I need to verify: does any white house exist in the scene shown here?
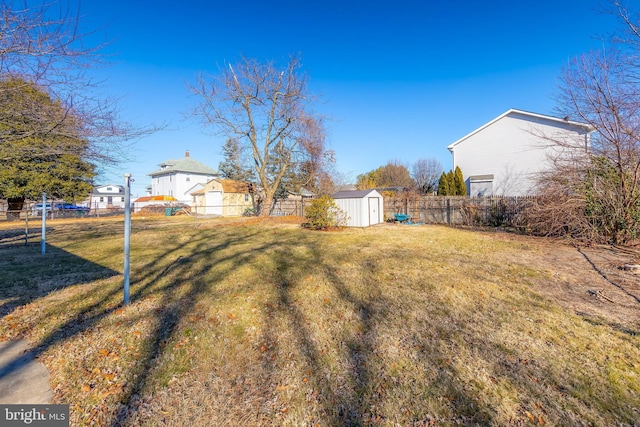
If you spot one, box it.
[88,184,127,211]
[332,190,384,227]
[149,151,218,205]
[447,109,593,197]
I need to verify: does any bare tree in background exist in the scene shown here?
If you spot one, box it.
[190,55,332,215]
[411,158,442,194]
[0,1,151,166]
[528,2,640,244]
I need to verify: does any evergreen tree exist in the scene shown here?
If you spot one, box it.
[454,166,466,196]
[437,172,450,195]
[218,138,253,181]
[0,77,95,219]
[447,170,455,194]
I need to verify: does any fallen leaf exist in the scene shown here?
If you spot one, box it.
[538,415,545,425]
[99,349,109,356]
[525,411,535,422]
[81,384,91,392]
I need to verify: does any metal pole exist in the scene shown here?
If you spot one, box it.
[124,174,132,304]
[41,193,46,255]
[25,209,28,246]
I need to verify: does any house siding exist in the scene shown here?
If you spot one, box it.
[449,110,591,197]
[153,173,212,205]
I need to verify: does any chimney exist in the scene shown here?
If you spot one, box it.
[185,150,190,157]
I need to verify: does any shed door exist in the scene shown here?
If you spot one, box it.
[206,191,223,215]
[368,197,380,226]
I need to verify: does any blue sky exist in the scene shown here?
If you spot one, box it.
[77,1,620,196]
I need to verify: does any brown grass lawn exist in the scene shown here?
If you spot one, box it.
[0,216,639,426]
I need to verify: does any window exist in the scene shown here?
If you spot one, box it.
[121,197,125,202]
[99,197,104,202]
[244,194,249,202]
[107,187,112,191]
[186,174,190,182]
[169,175,172,182]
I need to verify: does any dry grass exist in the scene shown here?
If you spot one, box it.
[0,216,639,426]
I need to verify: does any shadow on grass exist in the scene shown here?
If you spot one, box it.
[0,222,268,425]
[3,222,639,425]
[0,240,118,317]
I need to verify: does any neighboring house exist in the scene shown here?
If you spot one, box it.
[87,184,127,211]
[132,195,179,212]
[149,150,218,205]
[191,178,254,216]
[334,184,357,192]
[332,189,384,227]
[287,187,315,200]
[447,109,593,197]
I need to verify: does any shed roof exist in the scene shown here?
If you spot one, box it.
[221,179,252,193]
[332,189,382,199]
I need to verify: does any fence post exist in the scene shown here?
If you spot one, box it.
[446,198,451,225]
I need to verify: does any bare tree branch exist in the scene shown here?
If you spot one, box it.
[190,55,330,215]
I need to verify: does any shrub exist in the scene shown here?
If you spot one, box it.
[304,196,348,230]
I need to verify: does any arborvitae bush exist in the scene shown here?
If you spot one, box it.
[454,166,467,196]
[437,172,450,195]
[304,196,348,230]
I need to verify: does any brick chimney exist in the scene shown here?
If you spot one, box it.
[185,150,190,157]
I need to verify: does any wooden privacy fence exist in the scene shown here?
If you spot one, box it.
[270,199,309,216]
[384,196,536,226]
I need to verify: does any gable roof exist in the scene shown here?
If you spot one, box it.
[190,179,253,195]
[447,108,594,152]
[91,184,124,195]
[332,189,382,199]
[149,154,218,176]
[220,179,253,193]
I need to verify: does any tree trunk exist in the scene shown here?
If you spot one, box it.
[7,197,25,221]
[258,188,276,217]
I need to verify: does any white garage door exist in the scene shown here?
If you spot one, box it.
[205,191,223,215]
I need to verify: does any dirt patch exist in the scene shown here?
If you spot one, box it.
[491,232,640,331]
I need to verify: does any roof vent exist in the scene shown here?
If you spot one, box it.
[185,150,190,157]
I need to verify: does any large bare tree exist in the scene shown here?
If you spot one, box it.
[529,2,640,244]
[190,56,330,215]
[411,158,442,194]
